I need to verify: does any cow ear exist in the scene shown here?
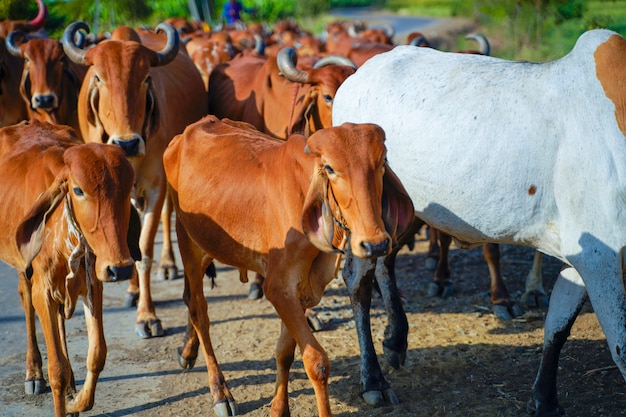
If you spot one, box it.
[301,170,337,253]
[127,203,142,261]
[143,86,160,140]
[15,173,69,278]
[382,165,415,246]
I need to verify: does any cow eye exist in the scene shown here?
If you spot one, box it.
[324,164,335,175]
[144,75,152,86]
[323,94,333,104]
[93,74,100,83]
[73,187,84,197]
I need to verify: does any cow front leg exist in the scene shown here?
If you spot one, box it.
[18,272,46,395]
[32,285,72,417]
[134,205,163,338]
[66,281,106,413]
[177,312,200,370]
[377,253,408,372]
[343,252,396,407]
[529,267,586,417]
[266,279,332,417]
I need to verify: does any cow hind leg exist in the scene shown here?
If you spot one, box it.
[177,313,200,370]
[342,252,397,407]
[177,222,236,416]
[427,230,453,297]
[18,273,46,395]
[529,267,586,417]
[157,192,178,280]
[521,251,550,308]
[272,322,297,416]
[484,243,524,320]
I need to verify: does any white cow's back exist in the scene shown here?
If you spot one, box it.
[333,29,626,262]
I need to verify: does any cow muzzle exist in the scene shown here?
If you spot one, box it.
[361,238,391,258]
[104,264,135,282]
[110,133,146,158]
[31,93,58,111]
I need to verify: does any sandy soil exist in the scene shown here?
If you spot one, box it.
[2,226,625,417]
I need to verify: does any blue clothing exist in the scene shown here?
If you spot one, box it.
[223,1,244,24]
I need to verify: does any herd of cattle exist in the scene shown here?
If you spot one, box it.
[2,0,626,416]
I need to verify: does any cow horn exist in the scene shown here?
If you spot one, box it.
[27,0,48,31]
[153,23,180,67]
[277,47,308,84]
[313,55,357,69]
[6,31,26,58]
[409,34,429,47]
[465,33,491,56]
[62,21,90,65]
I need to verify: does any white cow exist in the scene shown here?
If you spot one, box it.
[333,29,626,416]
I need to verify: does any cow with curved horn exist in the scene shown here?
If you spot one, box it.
[0,0,48,127]
[5,30,86,136]
[208,46,356,140]
[334,29,626,416]
[62,21,208,338]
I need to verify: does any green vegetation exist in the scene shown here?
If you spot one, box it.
[2,0,625,61]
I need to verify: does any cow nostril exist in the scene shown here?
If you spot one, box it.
[107,264,135,281]
[113,138,141,157]
[361,238,390,258]
[34,94,55,109]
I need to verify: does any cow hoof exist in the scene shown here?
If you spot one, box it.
[427,282,454,298]
[424,256,437,271]
[248,283,263,300]
[384,387,400,405]
[24,378,46,395]
[362,390,384,407]
[521,290,550,308]
[135,319,163,338]
[177,347,197,370]
[123,292,139,308]
[527,398,569,417]
[213,398,238,416]
[383,345,406,369]
[305,310,324,332]
[493,303,525,320]
[157,265,178,280]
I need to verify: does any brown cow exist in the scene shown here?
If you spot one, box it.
[0,119,138,417]
[164,115,414,417]
[208,46,356,140]
[62,21,208,338]
[0,0,47,127]
[5,31,86,137]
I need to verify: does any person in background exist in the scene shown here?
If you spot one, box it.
[222,0,255,25]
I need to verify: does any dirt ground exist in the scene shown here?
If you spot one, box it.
[2,227,626,417]
[2,17,626,417]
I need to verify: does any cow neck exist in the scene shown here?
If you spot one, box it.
[328,182,349,278]
[63,195,95,318]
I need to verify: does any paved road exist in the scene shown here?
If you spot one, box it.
[0,10,442,416]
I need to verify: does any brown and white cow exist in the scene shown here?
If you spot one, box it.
[5,31,86,137]
[62,21,208,338]
[208,46,356,140]
[0,119,138,417]
[0,0,47,127]
[164,115,414,417]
